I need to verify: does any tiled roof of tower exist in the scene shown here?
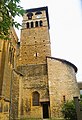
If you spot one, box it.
[26,6,50,29]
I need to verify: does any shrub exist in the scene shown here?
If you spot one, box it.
[62,101,77,120]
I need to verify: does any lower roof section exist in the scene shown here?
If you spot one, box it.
[46,56,77,73]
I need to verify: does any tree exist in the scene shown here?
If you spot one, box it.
[62,100,77,120]
[0,0,25,40]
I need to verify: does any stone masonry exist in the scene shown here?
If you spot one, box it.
[0,6,80,120]
[0,28,18,120]
[47,57,80,119]
[15,6,80,119]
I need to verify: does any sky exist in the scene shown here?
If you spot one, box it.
[15,0,82,82]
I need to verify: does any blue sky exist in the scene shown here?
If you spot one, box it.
[15,0,82,82]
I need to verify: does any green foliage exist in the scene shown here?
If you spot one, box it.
[0,0,25,39]
[62,101,77,120]
[80,98,82,111]
[80,94,82,99]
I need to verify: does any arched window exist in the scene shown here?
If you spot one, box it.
[40,20,43,26]
[31,22,33,28]
[26,22,29,28]
[4,104,8,112]
[9,47,14,67]
[27,12,33,20]
[35,21,38,27]
[32,91,40,106]
[35,11,42,15]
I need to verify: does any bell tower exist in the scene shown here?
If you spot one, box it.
[19,6,51,65]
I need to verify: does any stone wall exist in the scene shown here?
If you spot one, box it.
[10,70,23,120]
[18,64,49,119]
[0,28,18,120]
[47,57,80,119]
[18,8,51,66]
[0,40,6,95]
[18,27,51,66]
[17,7,51,119]
[78,82,82,89]
[2,40,12,100]
[0,28,18,98]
